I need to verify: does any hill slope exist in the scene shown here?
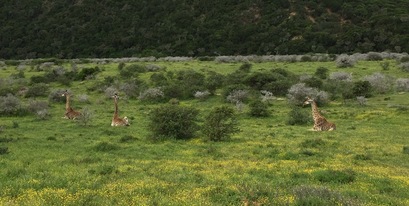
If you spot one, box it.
[1,0,409,59]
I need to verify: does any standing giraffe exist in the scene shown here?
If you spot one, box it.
[62,90,82,120]
[111,93,130,126]
[303,97,336,131]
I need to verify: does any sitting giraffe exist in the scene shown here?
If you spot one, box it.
[303,97,336,131]
[111,93,130,126]
[62,90,82,120]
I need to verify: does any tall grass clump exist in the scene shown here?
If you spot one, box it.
[148,104,199,140]
[202,105,239,141]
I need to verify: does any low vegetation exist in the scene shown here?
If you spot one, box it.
[0,54,409,205]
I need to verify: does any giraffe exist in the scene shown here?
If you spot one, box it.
[303,97,336,131]
[111,93,130,126]
[62,90,82,120]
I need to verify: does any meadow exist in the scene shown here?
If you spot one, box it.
[1,55,409,205]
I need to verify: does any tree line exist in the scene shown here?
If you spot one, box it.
[1,0,409,59]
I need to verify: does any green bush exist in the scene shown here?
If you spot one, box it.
[202,106,239,141]
[148,104,199,140]
[0,146,9,155]
[287,106,311,125]
[25,83,49,98]
[352,80,373,97]
[315,67,329,79]
[248,99,269,117]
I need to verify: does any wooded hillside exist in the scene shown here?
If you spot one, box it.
[1,0,409,59]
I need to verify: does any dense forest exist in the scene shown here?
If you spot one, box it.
[1,0,409,59]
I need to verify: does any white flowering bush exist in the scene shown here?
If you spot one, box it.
[335,54,356,68]
[194,90,211,101]
[396,78,409,91]
[138,87,165,102]
[363,73,394,94]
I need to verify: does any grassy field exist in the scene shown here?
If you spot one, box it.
[1,58,409,205]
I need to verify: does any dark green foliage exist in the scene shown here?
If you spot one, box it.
[315,67,329,79]
[76,67,101,80]
[403,146,409,154]
[1,1,409,59]
[0,146,9,155]
[205,71,225,94]
[352,80,373,97]
[202,106,239,141]
[248,99,269,117]
[25,83,49,98]
[148,104,199,140]
[287,106,311,125]
[303,76,323,89]
[119,64,145,78]
[313,169,356,184]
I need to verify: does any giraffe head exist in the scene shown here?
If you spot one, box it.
[62,89,69,97]
[123,116,130,126]
[112,92,119,99]
[303,96,314,105]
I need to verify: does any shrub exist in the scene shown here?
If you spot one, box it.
[287,106,311,125]
[148,104,199,140]
[77,107,93,126]
[25,83,49,98]
[363,72,394,94]
[104,86,118,99]
[396,78,409,92]
[352,80,373,97]
[27,100,49,113]
[77,94,90,103]
[205,71,225,94]
[366,52,383,61]
[202,106,239,141]
[48,89,66,103]
[194,90,211,101]
[248,99,269,117]
[226,89,249,104]
[76,67,101,80]
[302,76,323,89]
[399,62,409,72]
[0,94,22,115]
[119,64,145,78]
[329,72,353,82]
[313,169,356,184]
[287,83,318,105]
[356,96,368,106]
[138,87,165,102]
[36,109,51,120]
[260,90,275,104]
[335,54,356,68]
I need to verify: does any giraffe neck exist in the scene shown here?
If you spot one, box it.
[113,97,119,118]
[310,101,322,121]
[65,95,71,111]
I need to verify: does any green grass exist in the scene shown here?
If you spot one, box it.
[1,60,409,205]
